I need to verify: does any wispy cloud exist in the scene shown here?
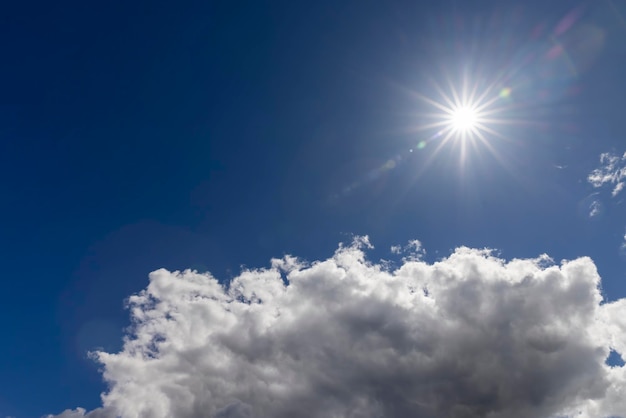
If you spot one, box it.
[589,199,602,218]
[588,151,626,197]
[390,239,425,262]
[47,238,626,418]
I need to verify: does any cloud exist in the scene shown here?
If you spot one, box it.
[46,238,626,418]
[44,408,114,418]
[588,151,626,197]
[589,199,602,218]
[390,239,425,262]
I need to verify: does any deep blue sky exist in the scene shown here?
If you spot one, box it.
[2,1,626,416]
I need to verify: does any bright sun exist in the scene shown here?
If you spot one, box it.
[450,106,478,133]
[409,73,514,165]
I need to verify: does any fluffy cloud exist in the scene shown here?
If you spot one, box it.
[588,151,626,197]
[47,238,626,418]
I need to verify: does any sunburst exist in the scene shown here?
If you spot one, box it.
[410,73,516,165]
[450,105,479,133]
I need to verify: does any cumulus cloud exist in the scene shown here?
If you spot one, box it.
[588,151,626,197]
[47,238,626,418]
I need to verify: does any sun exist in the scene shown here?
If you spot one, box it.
[449,106,478,133]
[406,72,517,167]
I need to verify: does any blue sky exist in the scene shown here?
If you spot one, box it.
[2,1,626,417]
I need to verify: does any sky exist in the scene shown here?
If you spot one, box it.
[2,0,626,417]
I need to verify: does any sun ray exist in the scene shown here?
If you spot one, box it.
[406,68,531,170]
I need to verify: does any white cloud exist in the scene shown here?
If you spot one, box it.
[45,409,87,418]
[46,238,626,418]
[44,408,114,418]
[589,199,602,218]
[588,151,626,197]
[390,239,425,262]
[613,182,625,197]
